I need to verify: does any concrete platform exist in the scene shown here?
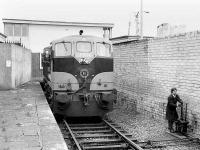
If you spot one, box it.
[0,82,68,150]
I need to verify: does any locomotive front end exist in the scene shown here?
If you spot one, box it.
[42,35,116,118]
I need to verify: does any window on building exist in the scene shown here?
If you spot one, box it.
[4,24,29,37]
[14,24,21,36]
[22,24,29,36]
[4,24,13,36]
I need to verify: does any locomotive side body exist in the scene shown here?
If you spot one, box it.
[42,35,116,117]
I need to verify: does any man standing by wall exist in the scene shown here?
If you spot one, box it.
[166,88,183,132]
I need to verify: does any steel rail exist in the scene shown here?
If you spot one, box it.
[82,144,128,150]
[137,136,200,149]
[103,119,144,150]
[63,120,82,150]
[74,133,133,139]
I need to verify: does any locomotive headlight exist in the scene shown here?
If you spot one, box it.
[45,50,49,58]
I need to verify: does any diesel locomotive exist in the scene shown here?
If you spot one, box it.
[42,32,116,118]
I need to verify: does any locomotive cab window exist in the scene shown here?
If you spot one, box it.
[55,42,72,57]
[76,41,92,53]
[96,42,111,57]
[76,41,92,58]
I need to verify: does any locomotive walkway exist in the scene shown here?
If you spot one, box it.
[0,81,68,150]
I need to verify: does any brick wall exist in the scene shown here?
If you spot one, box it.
[113,40,149,112]
[113,31,200,137]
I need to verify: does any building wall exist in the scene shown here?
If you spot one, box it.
[114,31,200,137]
[6,24,105,53]
[0,43,31,89]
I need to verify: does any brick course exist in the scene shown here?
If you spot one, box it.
[113,31,200,138]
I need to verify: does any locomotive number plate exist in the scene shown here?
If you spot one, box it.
[80,69,89,78]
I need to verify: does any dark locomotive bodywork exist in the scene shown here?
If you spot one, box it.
[42,35,116,117]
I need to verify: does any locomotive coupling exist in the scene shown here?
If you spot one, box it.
[79,94,90,106]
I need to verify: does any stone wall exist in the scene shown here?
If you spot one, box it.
[113,31,200,137]
[0,43,31,89]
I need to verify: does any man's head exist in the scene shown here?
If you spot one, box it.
[171,88,177,95]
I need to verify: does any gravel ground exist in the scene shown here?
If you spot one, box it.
[107,108,172,142]
[107,108,200,150]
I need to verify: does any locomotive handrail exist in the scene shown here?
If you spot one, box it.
[73,86,86,94]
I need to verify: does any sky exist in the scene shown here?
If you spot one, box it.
[0,0,200,37]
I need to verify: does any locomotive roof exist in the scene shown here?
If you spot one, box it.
[51,35,112,45]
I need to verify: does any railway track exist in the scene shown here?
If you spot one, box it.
[61,118,143,150]
[59,118,200,150]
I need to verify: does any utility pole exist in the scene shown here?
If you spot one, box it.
[140,0,143,39]
[128,12,139,36]
[135,12,140,35]
[128,20,131,36]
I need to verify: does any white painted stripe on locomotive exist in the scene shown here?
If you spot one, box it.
[90,72,113,91]
[51,72,79,91]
